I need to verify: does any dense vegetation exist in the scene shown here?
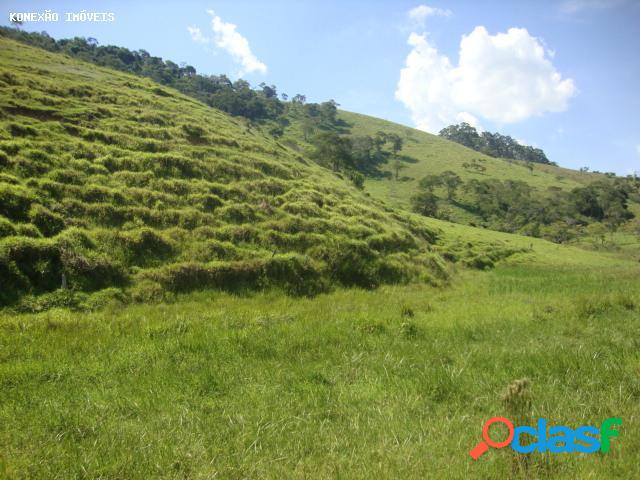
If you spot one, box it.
[411,171,638,242]
[439,122,551,165]
[0,26,341,128]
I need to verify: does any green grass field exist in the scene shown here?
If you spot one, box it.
[1,261,638,478]
[1,33,640,479]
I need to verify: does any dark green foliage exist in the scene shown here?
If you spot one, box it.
[413,172,636,242]
[142,254,326,297]
[367,231,417,253]
[439,123,550,164]
[13,288,87,312]
[311,240,380,288]
[109,228,175,266]
[262,254,327,296]
[463,255,494,270]
[14,223,42,238]
[411,191,438,217]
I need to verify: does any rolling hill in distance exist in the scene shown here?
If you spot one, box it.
[1,29,639,479]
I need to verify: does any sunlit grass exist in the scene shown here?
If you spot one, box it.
[1,263,638,478]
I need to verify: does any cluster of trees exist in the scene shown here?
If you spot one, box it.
[439,123,551,165]
[0,27,340,128]
[412,172,637,242]
[310,131,404,187]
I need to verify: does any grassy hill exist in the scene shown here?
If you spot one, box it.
[336,111,613,225]
[0,37,466,310]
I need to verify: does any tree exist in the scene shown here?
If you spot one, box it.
[418,175,441,192]
[440,171,462,200]
[310,132,353,171]
[387,133,403,154]
[292,94,306,104]
[440,123,551,165]
[439,123,480,149]
[392,158,406,180]
[411,191,438,217]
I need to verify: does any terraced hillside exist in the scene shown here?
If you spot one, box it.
[2,36,635,313]
[0,37,474,310]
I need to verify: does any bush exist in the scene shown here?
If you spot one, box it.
[143,261,261,293]
[142,254,327,296]
[217,204,259,224]
[367,231,417,253]
[14,223,42,238]
[189,193,224,212]
[56,229,129,291]
[29,204,65,237]
[463,255,494,270]
[60,248,128,291]
[186,239,240,262]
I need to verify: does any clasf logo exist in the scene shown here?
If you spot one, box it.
[469,416,622,459]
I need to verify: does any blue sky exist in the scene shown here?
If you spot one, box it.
[2,1,639,175]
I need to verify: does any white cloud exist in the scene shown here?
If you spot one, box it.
[187,26,209,44]
[559,0,625,14]
[395,26,576,133]
[188,11,267,76]
[408,4,452,27]
[636,144,640,157]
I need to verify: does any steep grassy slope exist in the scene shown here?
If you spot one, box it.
[0,37,461,309]
[337,111,608,223]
